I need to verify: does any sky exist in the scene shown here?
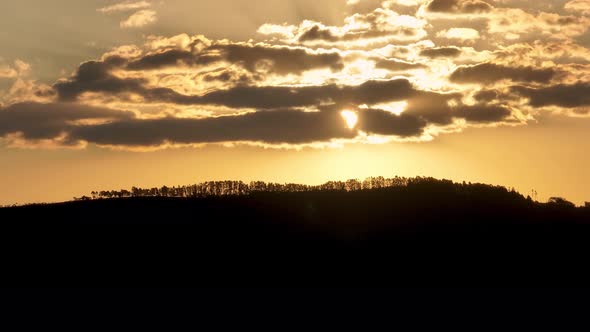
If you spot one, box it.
[1,0,590,205]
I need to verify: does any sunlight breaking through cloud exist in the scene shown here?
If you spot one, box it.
[1,0,590,150]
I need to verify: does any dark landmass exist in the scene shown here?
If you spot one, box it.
[1,178,589,288]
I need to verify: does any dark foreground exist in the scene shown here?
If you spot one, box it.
[1,184,590,288]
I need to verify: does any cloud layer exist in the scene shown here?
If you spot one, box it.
[2,0,590,150]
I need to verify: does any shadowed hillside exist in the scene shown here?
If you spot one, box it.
[1,177,589,287]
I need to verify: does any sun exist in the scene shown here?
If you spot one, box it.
[341,111,359,129]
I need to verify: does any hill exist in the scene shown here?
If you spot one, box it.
[1,178,589,287]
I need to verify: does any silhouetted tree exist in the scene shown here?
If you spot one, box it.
[548,197,576,209]
[86,175,588,217]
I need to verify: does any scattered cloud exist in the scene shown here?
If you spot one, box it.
[3,0,590,150]
[0,59,30,78]
[98,1,151,13]
[98,1,157,29]
[120,9,157,28]
[565,0,590,15]
[420,46,462,58]
[450,63,557,84]
[258,6,428,48]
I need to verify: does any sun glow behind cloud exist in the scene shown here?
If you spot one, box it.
[341,110,359,129]
[372,101,408,115]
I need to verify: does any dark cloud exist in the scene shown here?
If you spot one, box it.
[473,89,499,102]
[127,43,344,75]
[126,50,218,70]
[52,59,197,104]
[67,105,439,147]
[66,107,433,146]
[197,79,416,109]
[54,60,146,101]
[392,78,511,124]
[358,109,427,137]
[298,25,338,42]
[420,47,462,58]
[404,91,460,125]
[512,83,590,108]
[0,96,512,148]
[0,102,134,142]
[202,70,255,84]
[213,44,344,74]
[0,103,359,146]
[65,103,499,147]
[401,92,509,125]
[55,68,418,109]
[427,0,493,13]
[55,44,345,102]
[450,63,556,84]
[454,104,512,122]
[69,109,358,146]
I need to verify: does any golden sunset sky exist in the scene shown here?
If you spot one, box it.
[1,0,589,205]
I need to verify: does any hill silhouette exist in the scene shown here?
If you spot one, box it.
[1,177,589,287]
